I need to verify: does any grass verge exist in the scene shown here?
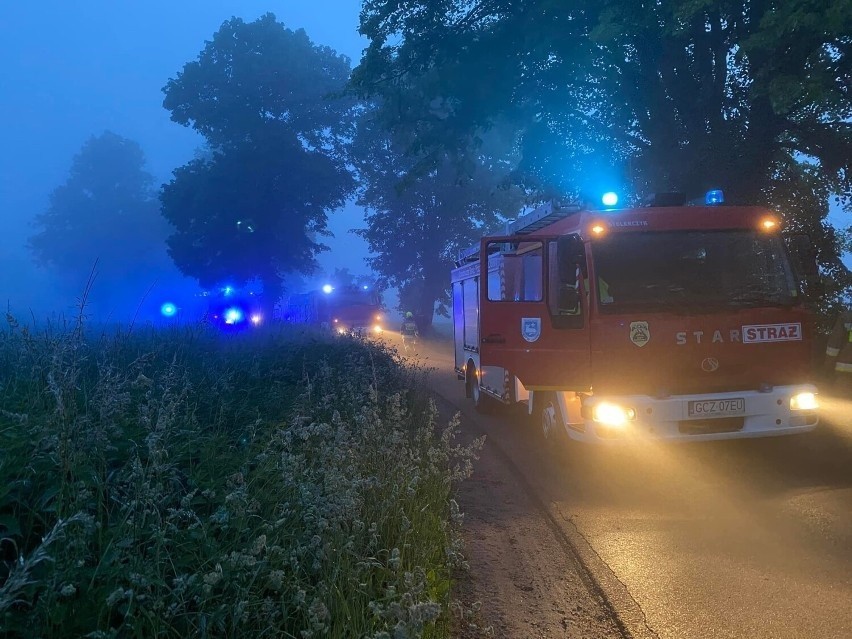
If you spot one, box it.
[0,315,481,638]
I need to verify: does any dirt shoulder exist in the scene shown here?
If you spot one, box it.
[443,401,623,639]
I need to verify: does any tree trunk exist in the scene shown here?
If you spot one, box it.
[261,275,282,321]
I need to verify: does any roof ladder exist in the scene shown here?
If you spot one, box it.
[455,200,582,266]
[504,200,581,235]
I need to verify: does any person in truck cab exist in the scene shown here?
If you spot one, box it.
[560,264,612,315]
[825,308,852,392]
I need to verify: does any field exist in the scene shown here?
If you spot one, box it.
[0,314,481,638]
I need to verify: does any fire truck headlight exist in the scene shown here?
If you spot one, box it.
[322,284,334,294]
[592,402,636,427]
[790,392,818,411]
[250,314,262,326]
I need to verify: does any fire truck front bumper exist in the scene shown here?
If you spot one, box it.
[569,385,819,443]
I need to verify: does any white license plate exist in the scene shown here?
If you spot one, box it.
[687,398,745,418]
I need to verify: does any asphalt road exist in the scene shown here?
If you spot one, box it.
[386,329,852,639]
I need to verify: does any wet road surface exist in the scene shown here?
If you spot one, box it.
[388,329,852,639]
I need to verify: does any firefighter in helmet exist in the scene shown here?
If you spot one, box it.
[825,307,852,392]
[400,312,418,351]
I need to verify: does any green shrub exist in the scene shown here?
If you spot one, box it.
[0,317,480,638]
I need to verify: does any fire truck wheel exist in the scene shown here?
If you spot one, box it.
[468,369,491,414]
[538,392,564,440]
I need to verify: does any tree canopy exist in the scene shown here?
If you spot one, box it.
[161,14,355,311]
[353,0,852,311]
[28,131,171,315]
[352,105,522,329]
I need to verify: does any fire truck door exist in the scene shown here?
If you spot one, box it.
[479,236,591,390]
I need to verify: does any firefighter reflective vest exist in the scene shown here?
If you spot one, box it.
[825,310,852,374]
[400,320,418,337]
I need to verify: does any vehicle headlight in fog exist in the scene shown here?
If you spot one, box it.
[592,402,636,427]
[224,307,244,324]
[790,392,818,411]
[373,325,383,334]
[337,327,347,335]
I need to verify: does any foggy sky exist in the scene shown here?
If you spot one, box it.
[0,1,369,316]
[2,2,848,318]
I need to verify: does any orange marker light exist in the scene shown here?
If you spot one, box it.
[591,224,607,236]
[760,217,779,231]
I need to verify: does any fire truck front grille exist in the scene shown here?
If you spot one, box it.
[677,417,745,435]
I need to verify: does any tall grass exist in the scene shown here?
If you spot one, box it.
[0,314,481,638]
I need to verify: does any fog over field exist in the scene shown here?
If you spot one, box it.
[1,1,370,321]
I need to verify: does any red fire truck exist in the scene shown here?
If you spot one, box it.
[451,192,820,442]
[285,284,384,335]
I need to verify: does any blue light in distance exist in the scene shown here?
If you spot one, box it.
[602,192,619,207]
[322,284,334,294]
[223,286,234,296]
[160,302,177,317]
[362,285,369,290]
[224,307,244,324]
[705,189,725,205]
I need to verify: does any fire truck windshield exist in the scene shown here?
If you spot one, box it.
[333,288,380,306]
[590,231,799,313]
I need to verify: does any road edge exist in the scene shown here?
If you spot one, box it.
[431,389,659,639]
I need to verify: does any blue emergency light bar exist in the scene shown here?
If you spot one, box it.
[705,189,725,205]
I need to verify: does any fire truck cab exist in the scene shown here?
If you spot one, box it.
[451,194,820,442]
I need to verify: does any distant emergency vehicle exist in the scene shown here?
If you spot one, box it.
[285,284,384,335]
[206,286,264,330]
[452,192,820,442]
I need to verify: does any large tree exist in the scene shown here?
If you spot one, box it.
[161,14,355,311]
[353,0,852,313]
[28,131,171,316]
[353,106,522,330]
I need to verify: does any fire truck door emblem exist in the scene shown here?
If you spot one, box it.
[629,321,650,347]
[521,317,542,343]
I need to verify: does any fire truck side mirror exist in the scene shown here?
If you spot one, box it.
[548,235,586,328]
[789,234,820,296]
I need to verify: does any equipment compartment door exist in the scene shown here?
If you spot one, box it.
[479,236,591,390]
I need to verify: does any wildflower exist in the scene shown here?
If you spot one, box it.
[202,566,223,594]
[389,547,401,570]
[209,506,229,526]
[59,583,77,598]
[251,534,267,556]
[449,499,464,526]
[268,570,286,591]
[309,598,330,622]
[105,588,125,607]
